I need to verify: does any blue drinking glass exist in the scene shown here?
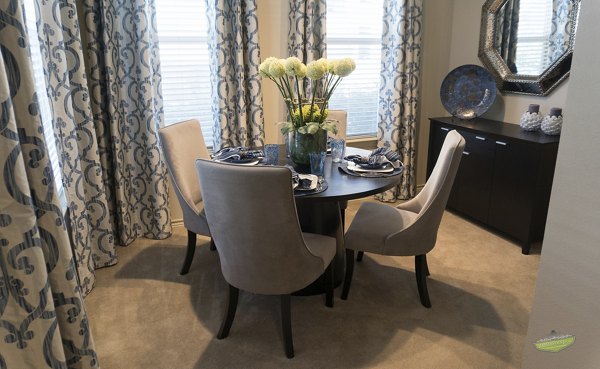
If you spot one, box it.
[309,151,326,179]
[331,139,346,163]
[264,144,279,165]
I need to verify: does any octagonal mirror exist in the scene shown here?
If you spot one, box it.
[479,0,581,96]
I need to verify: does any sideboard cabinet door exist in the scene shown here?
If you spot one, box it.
[487,139,539,243]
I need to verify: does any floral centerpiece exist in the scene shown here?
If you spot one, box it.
[259,56,356,165]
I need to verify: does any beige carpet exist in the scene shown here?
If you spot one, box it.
[85,199,540,369]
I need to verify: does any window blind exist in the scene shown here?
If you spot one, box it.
[23,0,66,209]
[327,0,383,137]
[156,0,214,146]
[515,0,554,75]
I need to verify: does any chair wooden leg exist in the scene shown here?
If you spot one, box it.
[209,238,217,251]
[356,251,364,262]
[415,255,432,308]
[217,284,239,339]
[180,230,197,275]
[341,249,355,300]
[323,261,334,308]
[280,294,294,359]
[424,254,430,276]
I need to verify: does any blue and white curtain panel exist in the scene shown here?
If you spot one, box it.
[0,2,98,368]
[376,0,423,202]
[34,0,118,296]
[77,0,172,245]
[206,0,265,150]
[288,0,326,63]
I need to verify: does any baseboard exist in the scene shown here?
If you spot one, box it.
[171,218,184,228]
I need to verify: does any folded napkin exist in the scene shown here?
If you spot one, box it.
[344,147,402,169]
[285,165,314,190]
[213,146,264,162]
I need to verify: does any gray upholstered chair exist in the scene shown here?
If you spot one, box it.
[341,130,465,308]
[158,119,214,275]
[328,109,347,140]
[195,159,336,359]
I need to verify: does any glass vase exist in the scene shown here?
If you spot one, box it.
[290,129,327,167]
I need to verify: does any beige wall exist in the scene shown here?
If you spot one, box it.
[257,0,289,144]
[416,0,456,185]
[522,1,600,367]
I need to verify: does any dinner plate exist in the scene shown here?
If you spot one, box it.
[293,174,318,191]
[440,64,496,120]
[347,162,394,173]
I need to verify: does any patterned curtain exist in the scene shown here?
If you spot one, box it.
[34,0,116,296]
[206,0,265,150]
[287,0,326,63]
[548,0,574,63]
[0,3,98,368]
[376,0,423,202]
[77,0,172,245]
[495,0,519,73]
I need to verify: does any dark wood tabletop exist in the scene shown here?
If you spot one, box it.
[279,146,402,202]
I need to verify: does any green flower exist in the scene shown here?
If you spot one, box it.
[327,59,337,73]
[334,57,356,77]
[269,59,286,78]
[259,57,277,77]
[285,57,305,77]
[306,60,326,80]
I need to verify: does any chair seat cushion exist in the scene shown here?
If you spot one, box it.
[345,202,417,255]
[302,232,336,270]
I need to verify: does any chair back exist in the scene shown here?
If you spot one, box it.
[158,120,210,230]
[389,130,464,253]
[328,110,347,140]
[195,160,325,295]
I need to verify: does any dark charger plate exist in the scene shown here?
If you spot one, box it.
[440,64,496,120]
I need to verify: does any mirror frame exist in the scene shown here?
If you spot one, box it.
[479,0,580,96]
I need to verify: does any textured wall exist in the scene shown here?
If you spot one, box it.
[522,1,600,367]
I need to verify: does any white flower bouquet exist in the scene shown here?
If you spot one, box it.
[259,56,356,135]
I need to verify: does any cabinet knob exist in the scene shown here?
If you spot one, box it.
[440,127,450,132]
[475,136,486,141]
[462,151,470,156]
[495,141,507,146]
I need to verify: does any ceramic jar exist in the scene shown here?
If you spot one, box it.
[541,108,563,136]
[520,104,543,131]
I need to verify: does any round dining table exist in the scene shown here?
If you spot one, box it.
[277,146,403,295]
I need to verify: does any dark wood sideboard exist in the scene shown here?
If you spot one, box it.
[427,117,560,254]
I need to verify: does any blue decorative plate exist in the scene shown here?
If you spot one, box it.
[440,65,497,120]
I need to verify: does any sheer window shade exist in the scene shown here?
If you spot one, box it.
[156,0,214,146]
[515,0,554,75]
[327,0,383,137]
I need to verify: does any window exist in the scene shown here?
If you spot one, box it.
[23,0,66,209]
[327,0,383,137]
[515,0,554,75]
[156,0,214,146]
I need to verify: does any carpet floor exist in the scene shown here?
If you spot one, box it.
[85,199,540,369]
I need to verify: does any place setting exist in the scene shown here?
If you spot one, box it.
[338,147,403,178]
[211,146,265,165]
